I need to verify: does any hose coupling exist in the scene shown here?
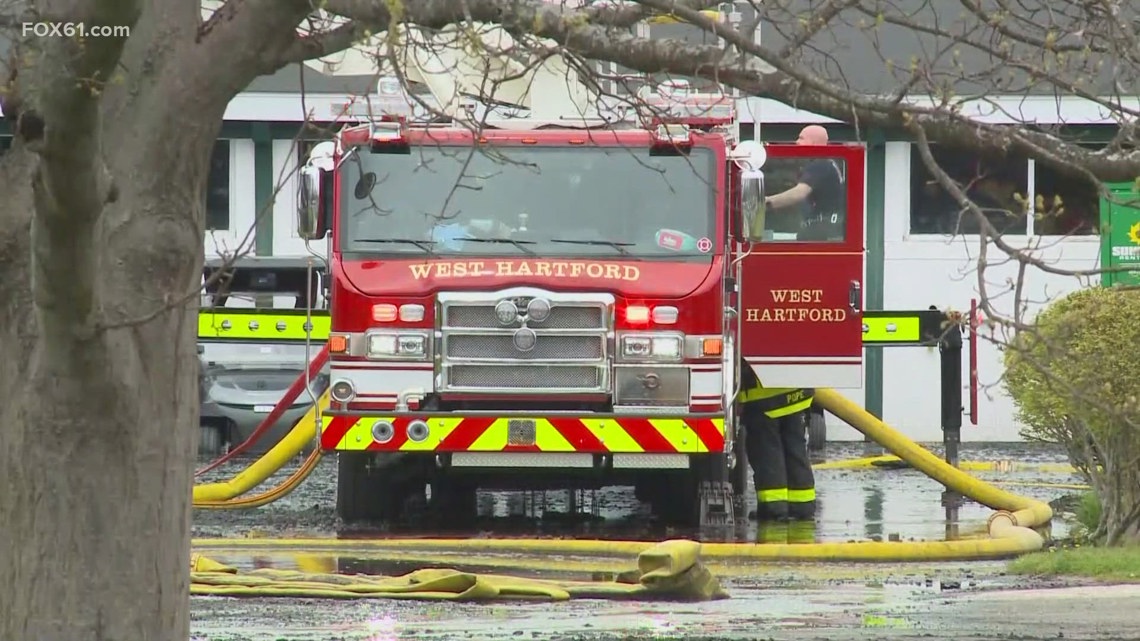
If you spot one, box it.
[986,510,1019,531]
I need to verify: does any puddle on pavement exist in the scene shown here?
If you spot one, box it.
[327,463,1070,545]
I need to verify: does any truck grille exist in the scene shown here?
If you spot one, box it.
[447,365,602,389]
[439,293,612,394]
[446,334,603,361]
[445,305,605,330]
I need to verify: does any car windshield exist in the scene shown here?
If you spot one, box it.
[339,144,718,258]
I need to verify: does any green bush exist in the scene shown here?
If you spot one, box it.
[1004,286,1140,545]
[1076,492,1103,534]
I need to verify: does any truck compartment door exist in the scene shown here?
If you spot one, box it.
[736,143,865,389]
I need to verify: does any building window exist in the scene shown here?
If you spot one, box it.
[910,145,1029,235]
[1033,160,1099,236]
[206,140,230,231]
[0,136,11,153]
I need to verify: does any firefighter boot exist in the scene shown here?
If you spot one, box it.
[752,489,789,521]
[786,518,816,544]
[756,522,789,544]
[744,406,790,522]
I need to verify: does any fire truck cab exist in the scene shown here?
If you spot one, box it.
[294,23,865,528]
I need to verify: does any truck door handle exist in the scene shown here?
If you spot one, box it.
[849,281,862,313]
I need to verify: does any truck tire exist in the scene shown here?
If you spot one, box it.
[808,411,827,452]
[337,453,418,523]
[429,478,478,529]
[652,453,728,527]
[649,470,699,526]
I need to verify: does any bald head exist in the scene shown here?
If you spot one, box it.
[796,125,829,146]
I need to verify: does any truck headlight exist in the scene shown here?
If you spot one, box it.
[620,334,683,362]
[366,332,428,359]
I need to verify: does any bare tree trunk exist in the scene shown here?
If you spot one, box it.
[0,0,314,637]
[0,87,210,641]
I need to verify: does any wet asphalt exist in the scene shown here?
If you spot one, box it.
[190,442,1140,640]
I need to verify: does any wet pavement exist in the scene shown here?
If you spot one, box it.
[191,441,1081,543]
[190,441,1140,640]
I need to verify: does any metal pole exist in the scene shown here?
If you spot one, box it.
[939,319,964,537]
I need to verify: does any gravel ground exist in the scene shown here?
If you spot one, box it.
[190,441,1130,641]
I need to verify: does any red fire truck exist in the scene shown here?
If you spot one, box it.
[295,46,864,527]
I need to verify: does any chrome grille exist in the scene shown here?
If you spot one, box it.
[438,290,612,393]
[445,305,605,330]
[448,365,602,389]
[446,334,603,360]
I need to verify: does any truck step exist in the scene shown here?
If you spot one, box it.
[698,480,736,528]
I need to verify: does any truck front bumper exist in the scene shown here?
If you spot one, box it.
[320,411,725,455]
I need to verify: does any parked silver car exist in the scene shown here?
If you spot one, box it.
[197,256,329,456]
[199,341,328,456]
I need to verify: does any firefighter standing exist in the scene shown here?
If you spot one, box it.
[738,361,817,522]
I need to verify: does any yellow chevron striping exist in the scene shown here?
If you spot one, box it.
[648,418,699,453]
[322,415,726,452]
[401,416,463,451]
[580,419,644,453]
[469,419,508,451]
[335,418,372,450]
[534,421,574,452]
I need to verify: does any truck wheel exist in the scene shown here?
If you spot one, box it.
[650,470,699,527]
[652,453,728,528]
[336,452,412,524]
[808,412,827,452]
[429,478,478,529]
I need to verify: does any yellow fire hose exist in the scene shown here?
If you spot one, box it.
[192,391,328,508]
[814,455,1077,475]
[192,388,1056,565]
[190,538,728,601]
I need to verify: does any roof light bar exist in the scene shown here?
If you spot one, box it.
[652,123,692,145]
[638,81,736,126]
[370,120,404,142]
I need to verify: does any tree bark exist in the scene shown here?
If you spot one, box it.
[0,0,315,638]
[1103,469,1140,546]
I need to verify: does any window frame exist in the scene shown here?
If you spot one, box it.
[906,142,1099,240]
[205,138,233,232]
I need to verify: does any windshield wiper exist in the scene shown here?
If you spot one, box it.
[355,238,435,252]
[549,238,634,257]
[459,237,537,256]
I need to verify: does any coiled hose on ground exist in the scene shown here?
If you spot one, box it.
[192,391,328,508]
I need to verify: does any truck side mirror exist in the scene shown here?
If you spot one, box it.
[739,169,767,243]
[296,164,326,241]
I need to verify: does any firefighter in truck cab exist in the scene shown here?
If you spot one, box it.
[763,125,845,242]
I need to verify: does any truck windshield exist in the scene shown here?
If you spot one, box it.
[339,145,717,258]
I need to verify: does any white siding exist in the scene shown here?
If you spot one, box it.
[876,142,1099,442]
